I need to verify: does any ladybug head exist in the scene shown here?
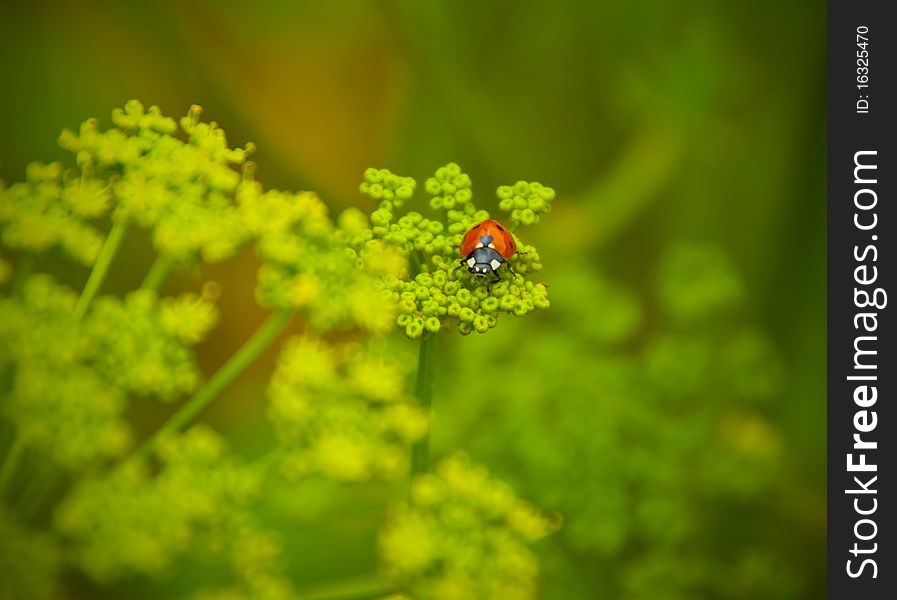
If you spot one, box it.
[464,246,504,276]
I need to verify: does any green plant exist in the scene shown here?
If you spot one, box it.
[435,242,803,600]
[0,100,556,599]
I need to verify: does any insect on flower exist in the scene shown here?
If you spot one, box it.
[459,218,518,285]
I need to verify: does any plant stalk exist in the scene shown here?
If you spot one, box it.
[74,220,128,320]
[293,573,393,600]
[140,256,171,292]
[410,330,437,476]
[0,435,25,500]
[129,309,294,462]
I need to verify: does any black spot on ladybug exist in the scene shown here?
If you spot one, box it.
[496,224,504,231]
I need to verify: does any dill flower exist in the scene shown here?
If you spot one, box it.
[1,101,562,600]
[359,164,552,338]
[268,336,427,482]
[55,426,271,583]
[0,275,131,466]
[57,99,254,264]
[379,453,557,600]
[240,182,404,333]
[85,288,219,401]
[0,273,218,466]
[0,161,108,265]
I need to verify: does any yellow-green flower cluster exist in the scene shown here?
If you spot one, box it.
[0,508,61,600]
[0,276,131,466]
[239,182,404,333]
[496,180,555,227]
[86,288,218,401]
[379,453,557,600]
[267,336,427,482]
[0,272,219,466]
[0,161,109,265]
[193,524,295,600]
[359,164,551,338]
[392,271,551,338]
[56,99,253,263]
[55,426,277,586]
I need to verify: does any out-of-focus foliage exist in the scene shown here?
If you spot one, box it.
[0,507,60,600]
[437,241,799,599]
[0,1,824,598]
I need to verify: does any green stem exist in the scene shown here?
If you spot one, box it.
[293,574,393,600]
[130,310,294,462]
[0,435,25,500]
[409,249,424,276]
[74,220,128,320]
[410,330,437,476]
[140,256,171,292]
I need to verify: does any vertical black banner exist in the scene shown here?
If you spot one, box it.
[828,1,896,598]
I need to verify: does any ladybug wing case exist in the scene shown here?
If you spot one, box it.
[494,228,516,259]
[459,219,517,259]
[459,221,487,256]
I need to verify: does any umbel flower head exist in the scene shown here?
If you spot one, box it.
[55,425,286,593]
[238,180,405,334]
[0,273,220,467]
[0,161,109,265]
[0,276,131,467]
[267,335,427,482]
[0,100,257,267]
[85,285,219,401]
[378,453,559,600]
[58,99,253,264]
[357,163,553,338]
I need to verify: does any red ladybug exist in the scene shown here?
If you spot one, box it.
[459,219,518,282]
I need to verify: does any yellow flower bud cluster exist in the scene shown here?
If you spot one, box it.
[359,163,552,338]
[268,336,427,482]
[55,425,288,596]
[379,453,558,599]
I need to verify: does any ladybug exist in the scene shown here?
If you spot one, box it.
[459,219,518,283]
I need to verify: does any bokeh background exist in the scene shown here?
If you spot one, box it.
[0,1,824,598]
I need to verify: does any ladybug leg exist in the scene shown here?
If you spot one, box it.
[453,258,473,277]
[484,269,500,294]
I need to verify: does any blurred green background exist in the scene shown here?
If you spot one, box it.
[0,0,824,598]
